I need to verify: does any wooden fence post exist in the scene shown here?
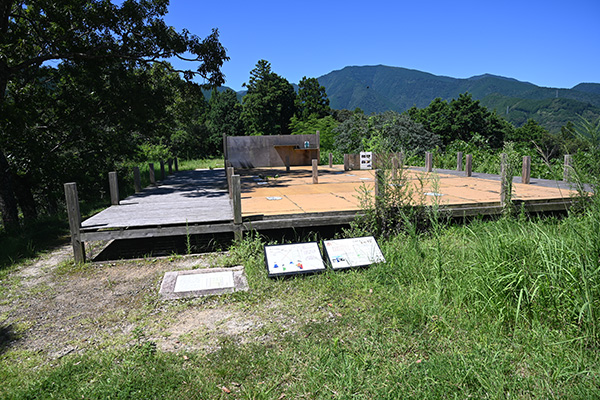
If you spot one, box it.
[521,156,531,184]
[329,153,333,168]
[285,155,290,173]
[108,171,119,205]
[457,151,463,171]
[425,152,433,172]
[375,169,385,199]
[160,160,165,180]
[312,159,319,184]
[227,166,234,198]
[465,154,473,177]
[392,156,399,178]
[500,153,509,207]
[149,163,156,186]
[133,167,142,193]
[64,183,85,263]
[174,157,179,172]
[564,154,572,182]
[232,174,242,241]
[343,154,349,171]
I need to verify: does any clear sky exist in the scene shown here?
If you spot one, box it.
[162,0,599,91]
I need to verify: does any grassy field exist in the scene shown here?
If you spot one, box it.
[2,198,600,398]
[1,155,599,399]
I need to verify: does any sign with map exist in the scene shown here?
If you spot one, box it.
[323,236,385,269]
[264,242,326,278]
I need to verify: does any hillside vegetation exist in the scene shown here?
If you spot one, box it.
[316,65,600,133]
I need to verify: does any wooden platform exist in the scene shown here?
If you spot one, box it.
[79,165,584,245]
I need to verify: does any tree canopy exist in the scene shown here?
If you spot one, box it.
[408,93,511,148]
[0,0,229,230]
[241,60,296,136]
[295,77,331,120]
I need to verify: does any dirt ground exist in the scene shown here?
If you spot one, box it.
[0,243,266,360]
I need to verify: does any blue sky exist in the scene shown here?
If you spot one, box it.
[163,0,599,91]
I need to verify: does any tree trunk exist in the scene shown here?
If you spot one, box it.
[0,151,20,231]
[0,1,21,231]
[13,174,38,223]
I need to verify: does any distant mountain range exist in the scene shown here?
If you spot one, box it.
[218,65,600,134]
[316,65,600,133]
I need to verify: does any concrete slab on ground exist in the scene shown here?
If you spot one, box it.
[159,266,248,300]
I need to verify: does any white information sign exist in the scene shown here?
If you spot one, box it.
[173,271,234,293]
[264,242,326,277]
[323,236,385,269]
[360,151,373,170]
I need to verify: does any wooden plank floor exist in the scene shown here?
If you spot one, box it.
[81,165,585,241]
[81,169,233,230]
[237,165,582,217]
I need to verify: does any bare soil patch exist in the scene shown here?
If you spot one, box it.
[0,245,264,360]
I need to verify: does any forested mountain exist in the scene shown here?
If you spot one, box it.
[315,65,600,133]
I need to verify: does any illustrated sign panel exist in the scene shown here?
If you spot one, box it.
[360,151,373,170]
[323,236,385,269]
[264,242,326,278]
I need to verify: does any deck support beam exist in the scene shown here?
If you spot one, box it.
[232,174,242,241]
[564,154,572,182]
[425,152,433,172]
[522,156,531,184]
[64,182,86,263]
[108,171,119,205]
[465,154,473,177]
[457,152,463,171]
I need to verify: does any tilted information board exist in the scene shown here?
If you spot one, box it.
[323,236,385,269]
[264,242,326,278]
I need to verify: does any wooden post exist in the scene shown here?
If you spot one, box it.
[564,154,572,182]
[312,159,318,184]
[465,154,473,177]
[160,160,165,180]
[425,152,433,172]
[133,166,142,193]
[223,133,228,162]
[521,155,531,184]
[375,169,384,199]
[392,156,399,178]
[64,183,85,263]
[168,158,173,175]
[149,163,156,186]
[399,151,405,168]
[500,153,508,207]
[227,166,234,198]
[232,174,242,241]
[174,157,179,172]
[285,155,290,173]
[329,153,333,168]
[108,171,119,205]
[457,151,463,171]
[343,154,349,171]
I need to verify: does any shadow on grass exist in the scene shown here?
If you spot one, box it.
[0,216,70,270]
[0,325,16,355]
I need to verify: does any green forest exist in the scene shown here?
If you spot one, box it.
[2,1,600,398]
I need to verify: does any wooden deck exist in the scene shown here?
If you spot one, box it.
[79,165,584,247]
[81,169,234,241]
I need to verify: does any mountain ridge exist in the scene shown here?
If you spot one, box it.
[314,65,600,132]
